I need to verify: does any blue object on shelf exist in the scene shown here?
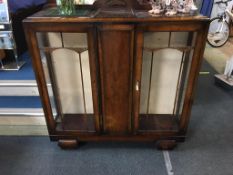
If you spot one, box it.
[200,0,214,17]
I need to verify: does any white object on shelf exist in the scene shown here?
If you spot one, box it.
[83,0,96,4]
[0,0,9,23]
[56,0,96,5]
[224,57,233,78]
[215,74,233,87]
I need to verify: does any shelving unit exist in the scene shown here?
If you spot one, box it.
[0,0,25,70]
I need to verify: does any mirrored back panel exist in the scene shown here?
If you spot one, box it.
[139,32,196,132]
[36,32,95,132]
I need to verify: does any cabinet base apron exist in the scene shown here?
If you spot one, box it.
[54,134,184,150]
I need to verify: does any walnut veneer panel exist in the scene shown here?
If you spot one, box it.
[98,25,134,134]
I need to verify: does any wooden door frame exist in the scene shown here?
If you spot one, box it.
[133,21,209,135]
[24,22,101,135]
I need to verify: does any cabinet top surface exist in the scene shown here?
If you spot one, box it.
[24,6,209,23]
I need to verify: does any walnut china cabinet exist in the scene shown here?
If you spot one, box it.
[23,0,209,149]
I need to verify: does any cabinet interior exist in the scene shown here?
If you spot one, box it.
[139,31,196,132]
[37,32,95,132]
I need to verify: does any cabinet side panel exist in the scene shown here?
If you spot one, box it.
[99,28,133,134]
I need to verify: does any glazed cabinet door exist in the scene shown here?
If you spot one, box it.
[98,24,134,135]
[29,24,100,134]
[134,23,207,134]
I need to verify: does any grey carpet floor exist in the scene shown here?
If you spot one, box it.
[0,139,167,175]
[170,61,233,175]
[0,61,233,175]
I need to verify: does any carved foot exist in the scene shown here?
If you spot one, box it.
[156,140,177,150]
[58,139,79,149]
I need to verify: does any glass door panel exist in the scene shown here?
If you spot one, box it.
[139,32,196,132]
[36,32,96,132]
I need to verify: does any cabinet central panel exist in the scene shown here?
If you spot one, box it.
[98,25,134,134]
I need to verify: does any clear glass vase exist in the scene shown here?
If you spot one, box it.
[57,0,75,15]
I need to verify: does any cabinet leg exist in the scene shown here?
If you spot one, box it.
[58,140,79,149]
[156,140,177,150]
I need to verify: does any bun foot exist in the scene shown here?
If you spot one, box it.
[58,139,79,149]
[156,140,177,150]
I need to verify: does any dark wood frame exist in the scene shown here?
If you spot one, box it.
[24,23,101,136]
[24,7,209,149]
[133,22,209,138]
